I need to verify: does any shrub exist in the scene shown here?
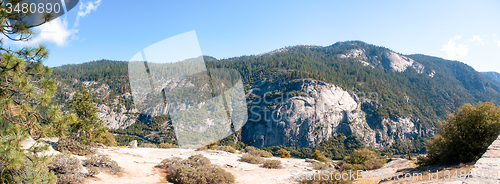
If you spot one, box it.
[86,166,99,177]
[54,135,96,156]
[279,148,291,158]
[343,148,374,165]
[159,142,179,149]
[182,154,211,168]
[170,165,234,184]
[240,154,264,164]
[312,150,328,162]
[156,155,234,184]
[244,146,258,153]
[217,146,237,153]
[310,162,330,170]
[139,143,157,148]
[83,154,122,174]
[263,159,282,169]
[94,131,117,147]
[155,157,184,174]
[418,102,500,166]
[48,152,84,184]
[250,150,273,158]
[207,142,218,149]
[363,158,386,170]
[339,148,386,171]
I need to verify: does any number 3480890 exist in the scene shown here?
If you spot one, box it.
[4,2,61,14]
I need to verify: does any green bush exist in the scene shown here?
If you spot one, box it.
[0,127,57,184]
[310,162,330,170]
[49,152,84,184]
[54,135,96,156]
[240,154,264,164]
[139,143,157,148]
[170,165,234,184]
[312,150,328,162]
[217,146,237,153]
[86,166,99,177]
[83,154,122,174]
[181,154,211,168]
[159,142,179,149]
[418,102,500,166]
[249,150,273,158]
[339,148,386,171]
[244,146,258,153]
[263,159,282,169]
[156,154,234,184]
[155,157,184,174]
[343,148,374,165]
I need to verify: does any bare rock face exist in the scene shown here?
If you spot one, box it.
[128,140,137,149]
[382,52,425,73]
[96,102,137,129]
[242,79,422,149]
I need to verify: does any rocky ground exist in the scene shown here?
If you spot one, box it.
[21,137,499,184]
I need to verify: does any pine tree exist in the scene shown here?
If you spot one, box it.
[69,86,116,146]
[1,1,63,183]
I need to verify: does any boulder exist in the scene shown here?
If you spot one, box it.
[129,140,137,149]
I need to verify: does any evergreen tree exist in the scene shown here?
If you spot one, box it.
[0,1,64,182]
[418,102,500,165]
[69,86,116,146]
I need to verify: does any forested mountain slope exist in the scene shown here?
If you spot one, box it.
[50,41,500,153]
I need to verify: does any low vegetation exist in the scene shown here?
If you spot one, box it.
[312,150,329,162]
[159,142,179,149]
[156,154,234,184]
[244,146,273,158]
[196,143,237,153]
[139,143,157,148]
[54,135,97,156]
[83,154,122,174]
[310,162,330,170]
[263,159,282,169]
[337,148,387,171]
[262,134,365,160]
[48,152,85,184]
[240,154,264,164]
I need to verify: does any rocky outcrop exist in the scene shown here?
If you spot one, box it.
[339,49,426,73]
[382,52,425,73]
[96,103,137,129]
[242,79,422,149]
[57,81,138,130]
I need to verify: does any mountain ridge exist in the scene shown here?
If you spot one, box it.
[49,41,500,153]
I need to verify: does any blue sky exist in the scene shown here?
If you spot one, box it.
[4,0,500,73]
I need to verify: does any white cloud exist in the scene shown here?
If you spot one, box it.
[441,35,469,60]
[4,18,77,47]
[1,0,102,47]
[469,35,484,45]
[74,0,102,27]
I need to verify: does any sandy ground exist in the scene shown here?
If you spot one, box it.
[82,147,318,184]
[22,138,481,184]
